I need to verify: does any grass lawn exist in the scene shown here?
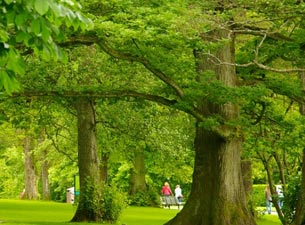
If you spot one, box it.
[0,199,281,225]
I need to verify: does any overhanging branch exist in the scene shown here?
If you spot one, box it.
[10,89,206,121]
[233,25,294,41]
[11,89,177,107]
[64,35,184,98]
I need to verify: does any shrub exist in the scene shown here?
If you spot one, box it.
[101,185,128,223]
[129,190,160,207]
[281,174,301,224]
[253,184,266,207]
[129,191,150,206]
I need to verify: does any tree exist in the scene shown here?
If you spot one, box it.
[96,99,194,206]
[165,25,255,225]
[81,1,257,224]
[6,0,305,224]
[78,0,305,224]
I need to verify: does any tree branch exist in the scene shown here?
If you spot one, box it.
[201,50,305,73]
[12,89,176,107]
[97,40,185,98]
[10,89,206,122]
[64,35,185,98]
[251,102,266,125]
[233,25,294,41]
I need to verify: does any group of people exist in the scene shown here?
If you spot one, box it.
[265,183,284,214]
[162,181,285,213]
[161,182,183,208]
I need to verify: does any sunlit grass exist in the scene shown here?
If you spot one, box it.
[257,215,281,225]
[0,199,281,225]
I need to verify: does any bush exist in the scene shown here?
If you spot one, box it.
[281,174,301,224]
[129,190,160,207]
[101,185,128,223]
[253,184,266,207]
[129,191,150,206]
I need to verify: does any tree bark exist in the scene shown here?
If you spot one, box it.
[23,135,38,200]
[71,97,102,222]
[241,160,253,197]
[165,27,256,225]
[129,146,147,195]
[41,149,50,200]
[273,152,286,191]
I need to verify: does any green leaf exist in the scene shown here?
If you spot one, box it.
[0,29,9,42]
[4,0,13,4]
[41,44,51,61]
[31,19,41,35]
[35,0,50,15]
[40,22,51,42]
[15,31,30,43]
[15,14,27,27]
[5,11,16,25]
[48,1,61,17]
[0,70,6,89]
[0,70,20,94]
[75,12,93,30]
[7,50,25,75]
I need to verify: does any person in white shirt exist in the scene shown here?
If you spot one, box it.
[265,185,272,214]
[276,183,284,209]
[175,185,183,203]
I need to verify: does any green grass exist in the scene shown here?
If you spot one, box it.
[257,215,282,225]
[0,199,281,225]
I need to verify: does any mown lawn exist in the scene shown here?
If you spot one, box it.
[0,199,280,225]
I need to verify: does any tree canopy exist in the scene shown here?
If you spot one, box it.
[2,0,305,225]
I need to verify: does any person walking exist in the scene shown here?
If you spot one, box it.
[161,182,173,209]
[276,183,284,209]
[265,185,273,214]
[174,185,183,203]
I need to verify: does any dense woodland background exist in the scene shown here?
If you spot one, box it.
[1,0,305,225]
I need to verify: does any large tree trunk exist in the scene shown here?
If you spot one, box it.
[23,135,38,200]
[291,72,305,225]
[71,97,101,222]
[41,149,50,200]
[241,160,253,198]
[129,146,147,195]
[165,27,256,225]
[39,130,50,200]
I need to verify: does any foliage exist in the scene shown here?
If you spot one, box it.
[0,0,93,93]
[49,158,78,202]
[281,174,302,224]
[0,95,79,201]
[253,184,267,208]
[128,190,160,207]
[96,100,194,205]
[100,185,127,223]
[2,0,305,223]
[0,123,25,198]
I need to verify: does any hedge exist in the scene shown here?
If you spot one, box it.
[253,184,267,207]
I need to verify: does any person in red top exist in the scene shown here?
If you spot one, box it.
[161,182,173,208]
